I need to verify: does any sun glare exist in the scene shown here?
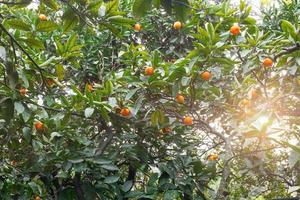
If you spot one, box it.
[256,115,270,125]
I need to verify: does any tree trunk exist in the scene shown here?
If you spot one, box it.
[74,172,85,200]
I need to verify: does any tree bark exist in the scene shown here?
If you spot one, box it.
[74,172,85,200]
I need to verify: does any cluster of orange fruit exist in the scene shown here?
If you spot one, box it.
[144,66,212,81]
[133,21,182,32]
[229,24,274,68]
[207,153,219,161]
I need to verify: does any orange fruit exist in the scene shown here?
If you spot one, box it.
[250,89,258,99]
[176,94,185,104]
[87,83,93,92]
[34,121,44,131]
[134,23,141,32]
[173,21,182,30]
[240,98,251,107]
[162,127,172,134]
[38,14,47,21]
[201,71,212,80]
[230,25,240,36]
[19,88,27,96]
[47,79,55,87]
[35,196,41,200]
[263,58,273,68]
[120,108,130,116]
[208,153,219,161]
[183,116,193,125]
[10,160,17,166]
[145,66,154,76]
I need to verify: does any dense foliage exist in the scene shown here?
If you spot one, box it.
[0,0,299,199]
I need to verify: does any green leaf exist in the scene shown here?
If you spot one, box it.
[105,0,119,17]
[281,20,297,40]
[161,0,172,14]
[84,107,94,118]
[87,1,103,15]
[101,164,119,171]
[5,19,31,31]
[66,33,78,51]
[205,22,215,42]
[121,180,133,192]
[132,0,152,18]
[22,127,31,143]
[56,64,65,81]
[5,61,19,89]
[54,38,64,55]
[92,158,112,165]
[151,111,158,127]
[101,23,121,38]
[14,102,25,114]
[69,158,84,163]
[164,190,179,200]
[104,80,113,94]
[125,88,139,101]
[19,37,45,49]
[194,160,206,173]
[104,175,119,184]
[173,0,190,21]
[181,76,191,86]
[107,16,135,26]
[1,98,14,122]
[36,21,59,32]
[153,0,160,8]
[63,17,79,33]
[41,0,59,10]
[153,50,160,67]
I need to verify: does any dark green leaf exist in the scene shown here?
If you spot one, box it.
[132,0,152,18]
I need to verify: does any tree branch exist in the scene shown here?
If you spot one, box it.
[274,43,300,61]
[94,119,114,157]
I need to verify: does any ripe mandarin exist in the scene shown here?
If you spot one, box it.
[145,66,154,76]
[87,83,93,92]
[173,21,182,30]
[208,153,219,161]
[201,71,212,80]
[134,23,141,32]
[176,94,185,104]
[120,108,130,116]
[263,58,273,67]
[183,116,193,125]
[162,127,172,134]
[230,24,240,36]
[39,14,47,21]
[34,121,43,131]
[19,88,27,96]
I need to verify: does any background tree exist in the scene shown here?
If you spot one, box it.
[0,0,299,199]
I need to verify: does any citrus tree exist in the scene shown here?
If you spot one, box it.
[0,0,300,199]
